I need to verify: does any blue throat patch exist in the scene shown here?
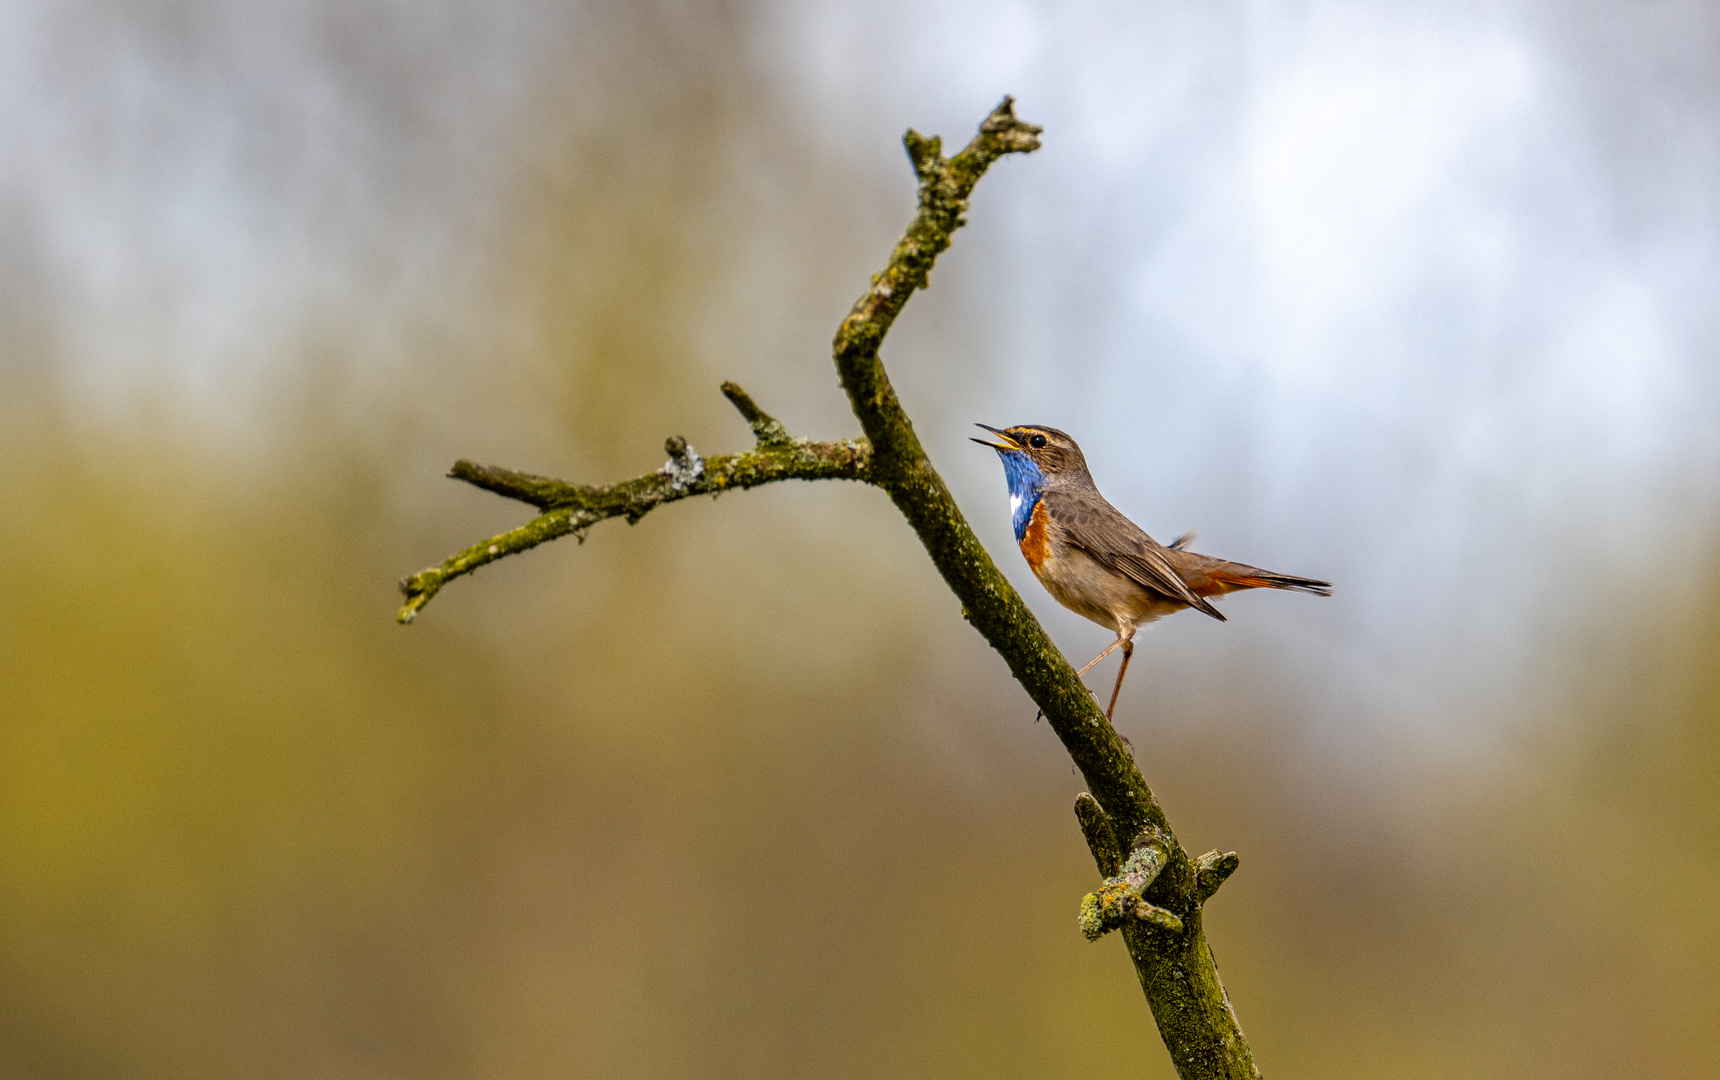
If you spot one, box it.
[996,451,1045,542]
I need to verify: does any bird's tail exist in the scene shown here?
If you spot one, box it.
[1207,564,1333,596]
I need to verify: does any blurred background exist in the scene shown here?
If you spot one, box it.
[3,1,1718,1077]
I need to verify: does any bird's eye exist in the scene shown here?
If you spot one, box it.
[1028,433,1048,449]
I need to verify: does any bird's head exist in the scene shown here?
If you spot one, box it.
[971,424,1091,489]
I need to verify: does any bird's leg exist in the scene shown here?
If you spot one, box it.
[1045,634,1132,724]
[1104,638,1135,721]
[1076,636,1127,677]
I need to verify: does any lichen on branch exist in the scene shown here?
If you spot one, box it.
[1080,830,1182,940]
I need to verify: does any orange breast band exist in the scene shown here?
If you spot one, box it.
[1019,499,1051,571]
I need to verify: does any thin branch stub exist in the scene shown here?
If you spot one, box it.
[1194,849,1241,904]
[720,381,796,448]
[1078,829,1181,941]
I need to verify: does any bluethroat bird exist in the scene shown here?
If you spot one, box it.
[973,424,1331,721]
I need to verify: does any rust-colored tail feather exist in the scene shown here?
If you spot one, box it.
[1210,566,1332,596]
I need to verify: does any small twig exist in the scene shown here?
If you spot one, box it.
[446,461,592,510]
[1194,850,1241,905]
[1079,829,1182,941]
[720,381,796,448]
[396,385,870,623]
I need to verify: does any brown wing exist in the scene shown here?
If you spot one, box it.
[1041,489,1227,621]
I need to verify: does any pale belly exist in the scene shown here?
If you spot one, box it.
[1029,544,1186,636]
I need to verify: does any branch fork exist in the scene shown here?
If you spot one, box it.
[399,98,1264,1080]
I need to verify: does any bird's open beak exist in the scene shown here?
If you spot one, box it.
[970,423,1021,451]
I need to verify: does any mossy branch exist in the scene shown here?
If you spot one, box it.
[397,98,1260,1080]
[396,386,869,623]
[829,100,1158,835]
[826,97,1258,1080]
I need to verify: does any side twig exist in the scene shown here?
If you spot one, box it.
[1080,828,1183,940]
[396,384,869,623]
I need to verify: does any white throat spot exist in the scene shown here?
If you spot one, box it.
[1009,494,1022,515]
